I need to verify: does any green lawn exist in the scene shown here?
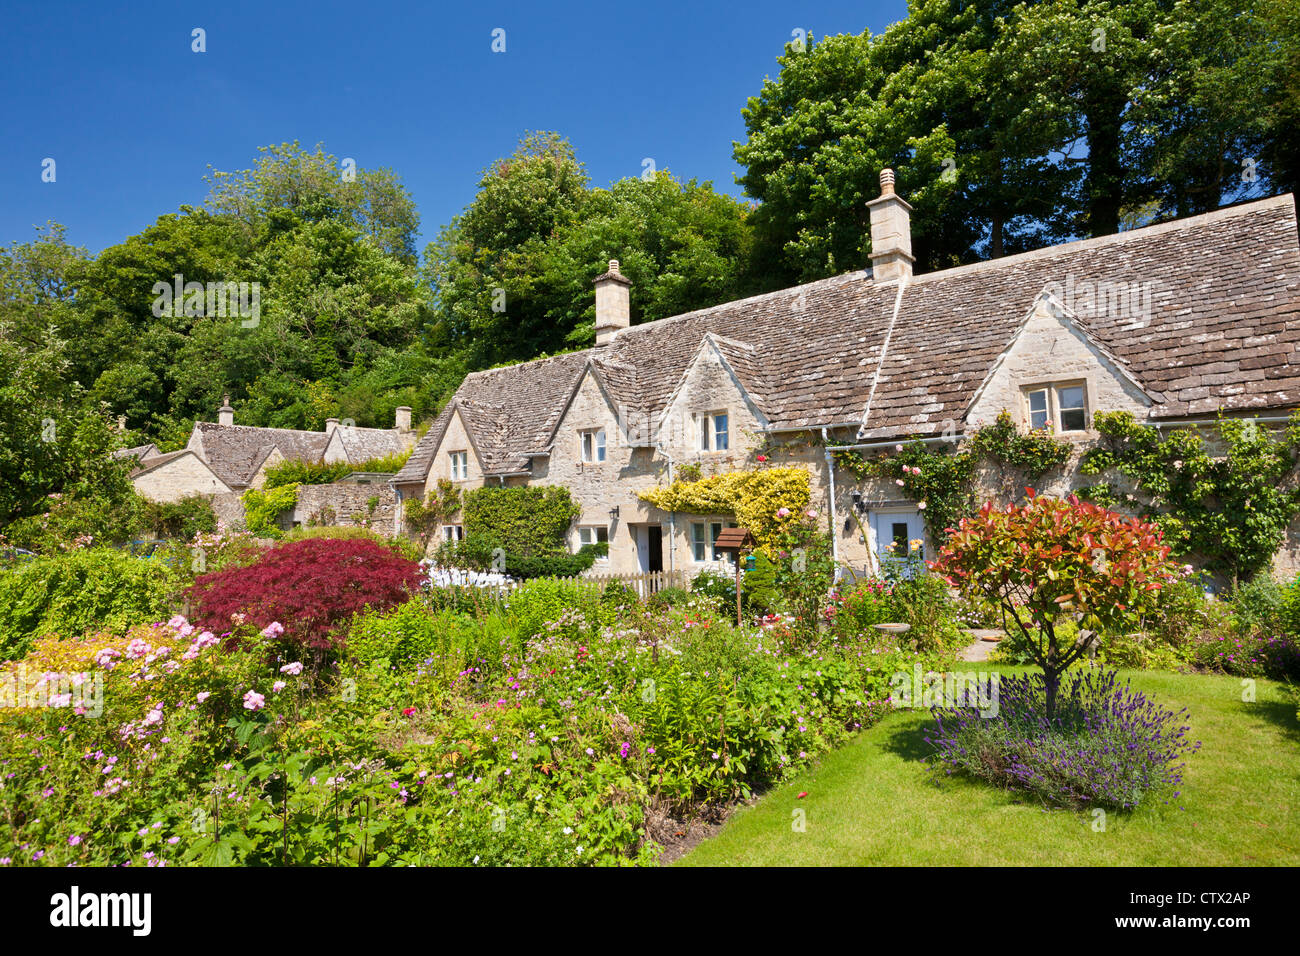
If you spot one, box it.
[679,667,1300,866]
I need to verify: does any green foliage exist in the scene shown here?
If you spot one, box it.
[403,478,462,554]
[461,484,580,557]
[741,551,779,614]
[347,600,485,672]
[1080,410,1300,580]
[0,549,180,659]
[140,495,218,541]
[734,2,1293,282]
[831,412,1070,542]
[637,466,812,554]
[241,484,299,539]
[506,577,617,641]
[263,460,351,489]
[934,492,1181,715]
[967,410,1072,475]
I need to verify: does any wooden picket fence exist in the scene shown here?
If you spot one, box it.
[580,568,690,599]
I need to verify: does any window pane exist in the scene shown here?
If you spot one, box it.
[691,523,707,561]
[596,429,606,462]
[1027,391,1049,431]
[1060,406,1086,431]
[699,416,709,451]
[596,526,608,544]
[714,414,729,451]
[1057,386,1084,410]
[892,522,909,553]
[579,528,592,547]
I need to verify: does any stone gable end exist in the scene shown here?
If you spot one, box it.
[966,294,1153,431]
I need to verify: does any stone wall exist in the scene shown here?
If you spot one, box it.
[293,482,398,531]
[132,452,231,503]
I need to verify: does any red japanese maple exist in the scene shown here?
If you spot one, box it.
[188,538,423,651]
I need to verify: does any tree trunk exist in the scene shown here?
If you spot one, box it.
[1083,87,1126,238]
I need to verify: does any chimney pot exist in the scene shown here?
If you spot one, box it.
[594,257,632,346]
[325,418,340,435]
[866,168,914,283]
[218,394,235,427]
[394,406,412,432]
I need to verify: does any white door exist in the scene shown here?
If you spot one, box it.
[869,509,926,567]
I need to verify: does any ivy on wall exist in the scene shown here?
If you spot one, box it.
[1078,410,1300,581]
[830,412,1072,543]
[241,484,299,539]
[462,485,581,557]
[636,466,811,553]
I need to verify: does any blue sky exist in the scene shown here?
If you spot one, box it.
[0,0,909,258]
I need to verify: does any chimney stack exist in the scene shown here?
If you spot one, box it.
[325,418,340,435]
[866,169,914,283]
[594,259,631,346]
[394,406,412,432]
[218,394,234,427]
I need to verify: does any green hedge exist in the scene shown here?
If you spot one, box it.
[462,485,580,557]
[0,548,180,659]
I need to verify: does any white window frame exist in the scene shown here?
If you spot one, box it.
[690,518,737,563]
[449,450,468,481]
[577,525,609,554]
[442,524,464,542]
[580,428,607,463]
[698,411,729,452]
[1022,382,1089,434]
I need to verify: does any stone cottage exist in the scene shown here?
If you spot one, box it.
[390,171,1300,578]
[124,401,417,529]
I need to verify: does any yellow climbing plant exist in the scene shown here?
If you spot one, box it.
[637,466,812,553]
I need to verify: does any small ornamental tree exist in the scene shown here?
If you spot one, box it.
[931,491,1180,717]
[187,538,423,653]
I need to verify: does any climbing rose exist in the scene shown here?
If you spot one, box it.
[776,507,791,518]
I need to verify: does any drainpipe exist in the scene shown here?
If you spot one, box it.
[821,428,841,583]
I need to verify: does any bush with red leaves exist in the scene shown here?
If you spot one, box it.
[187,538,424,651]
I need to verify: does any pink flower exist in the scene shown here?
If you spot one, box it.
[242,691,266,711]
[895,444,903,452]
[68,834,81,846]
[805,509,818,519]
[196,691,211,703]
[895,478,905,486]
[776,507,791,518]
[917,501,927,510]
[280,661,304,676]
[272,681,287,693]
[402,707,416,717]
[756,454,767,463]
[167,614,188,630]
[261,622,285,639]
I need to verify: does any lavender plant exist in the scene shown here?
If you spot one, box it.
[925,668,1200,810]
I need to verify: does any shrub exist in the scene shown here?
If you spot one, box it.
[0,548,180,659]
[281,525,421,562]
[742,552,779,614]
[933,492,1180,717]
[647,586,693,609]
[926,668,1200,810]
[691,569,737,606]
[241,484,299,539]
[347,600,487,672]
[506,577,615,641]
[1226,574,1286,637]
[140,495,218,541]
[636,466,812,554]
[461,485,580,557]
[187,538,424,652]
[263,459,351,489]
[1191,629,1300,681]
[831,577,896,639]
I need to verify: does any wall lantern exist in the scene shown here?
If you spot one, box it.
[609,506,620,519]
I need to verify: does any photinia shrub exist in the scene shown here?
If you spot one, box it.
[931,490,1179,716]
[187,538,424,651]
